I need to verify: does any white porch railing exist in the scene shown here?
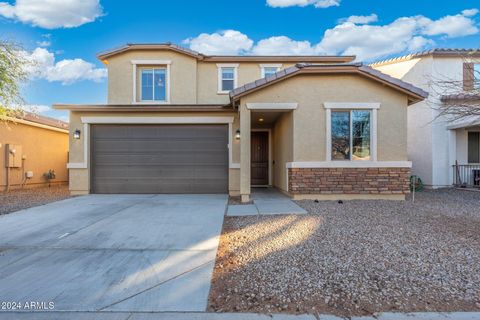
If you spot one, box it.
[453,164,480,187]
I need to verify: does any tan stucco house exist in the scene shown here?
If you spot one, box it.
[1,112,69,191]
[55,43,427,201]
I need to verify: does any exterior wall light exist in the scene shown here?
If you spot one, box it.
[73,129,81,140]
[235,129,241,140]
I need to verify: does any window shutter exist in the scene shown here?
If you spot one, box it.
[463,63,474,91]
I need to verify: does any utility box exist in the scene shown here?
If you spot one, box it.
[5,144,22,168]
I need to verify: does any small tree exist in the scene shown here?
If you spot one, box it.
[428,57,480,122]
[0,40,28,118]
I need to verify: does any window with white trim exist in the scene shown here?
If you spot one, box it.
[217,64,238,93]
[221,67,235,91]
[141,67,167,101]
[331,110,371,161]
[260,64,281,78]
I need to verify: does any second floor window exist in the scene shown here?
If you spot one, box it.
[260,64,282,78]
[221,67,235,91]
[331,110,371,161]
[141,68,166,101]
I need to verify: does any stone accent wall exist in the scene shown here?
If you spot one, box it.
[288,167,411,195]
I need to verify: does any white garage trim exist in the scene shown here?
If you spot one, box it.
[80,116,234,124]
[67,117,235,170]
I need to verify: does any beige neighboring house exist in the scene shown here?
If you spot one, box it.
[0,112,69,191]
[372,49,480,188]
[55,43,427,201]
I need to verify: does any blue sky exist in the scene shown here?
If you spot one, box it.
[1,0,479,121]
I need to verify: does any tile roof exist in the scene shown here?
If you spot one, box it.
[230,63,428,103]
[15,112,69,130]
[441,92,480,101]
[97,43,203,60]
[97,43,355,63]
[370,48,480,67]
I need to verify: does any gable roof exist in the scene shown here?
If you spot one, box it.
[97,43,202,61]
[230,63,428,105]
[370,48,480,67]
[97,43,356,64]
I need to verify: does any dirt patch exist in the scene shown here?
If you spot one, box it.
[208,189,480,316]
[0,185,72,215]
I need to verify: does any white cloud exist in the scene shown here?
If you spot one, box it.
[408,36,435,52]
[185,9,478,61]
[316,10,479,60]
[252,36,315,55]
[23,48,107,85]
[315,16,428,60]
[341,14,378,24]
[422,11,479,37]
[266,0,340,8]
[36,33,51,47]
[0,0,103,29]
[36,40,51,47]
[462,9,479,17]
[183,30,253,55]
[313,0,340,8]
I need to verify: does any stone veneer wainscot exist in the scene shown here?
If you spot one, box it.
[288,167,411,195]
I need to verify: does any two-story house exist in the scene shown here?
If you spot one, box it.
[55,43,427,202]
[372,49,480,188]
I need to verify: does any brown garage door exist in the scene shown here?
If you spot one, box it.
[91,124,228,194]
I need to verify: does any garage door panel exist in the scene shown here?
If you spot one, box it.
[94,165,229,179]
[93,139,227,153]
[94,153,227,166]
[93,179,227,194]
[91,124,228,194]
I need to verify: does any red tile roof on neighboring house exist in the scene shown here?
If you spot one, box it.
[11,112,69,130]
[229,63,428,105]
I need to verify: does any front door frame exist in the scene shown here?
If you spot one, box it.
[251,128,272,186]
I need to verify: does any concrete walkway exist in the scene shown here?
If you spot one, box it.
[227,188,307,216]
[0,194,227,312]
[0,312,478,320]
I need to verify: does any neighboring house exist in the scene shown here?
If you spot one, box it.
[55,43,427,201]
[0,112,69,191]
[372,49,480,188]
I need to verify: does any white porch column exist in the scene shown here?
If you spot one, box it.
[448,129,457,186]
[240,104,251,202]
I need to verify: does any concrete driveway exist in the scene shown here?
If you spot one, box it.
[0,194,227,312]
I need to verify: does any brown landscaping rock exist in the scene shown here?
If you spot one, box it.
[0,185,71,215]
[208,189,480,317]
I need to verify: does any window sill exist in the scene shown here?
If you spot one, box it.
[133,101,169,105]
[217,91,230,95]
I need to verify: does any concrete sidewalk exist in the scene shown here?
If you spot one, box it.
[227,188,307,216]
[0,312,478,320]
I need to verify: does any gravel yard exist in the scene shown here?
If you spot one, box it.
[0,185,71,215]
[208,189,480,316]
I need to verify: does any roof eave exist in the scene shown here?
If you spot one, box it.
[97,43,202,61]
[53,104,234,112]
[230,64,428,105]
